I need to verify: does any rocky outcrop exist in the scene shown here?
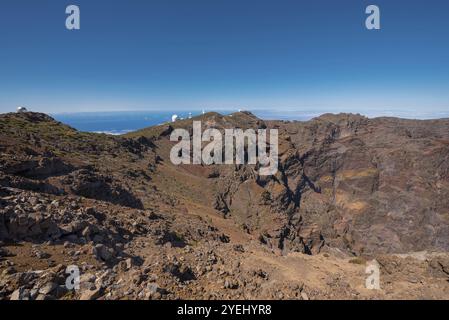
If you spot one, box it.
[2,157,74,179]
[63,169,144,209]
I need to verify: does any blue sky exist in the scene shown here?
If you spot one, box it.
[0,0,448,116]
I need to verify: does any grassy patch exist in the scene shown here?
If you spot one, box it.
[348,257,366,265]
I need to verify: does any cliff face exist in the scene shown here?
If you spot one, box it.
[311,115,448,254]
[1,111,449,300]
[264,114,449,255]
[144,111,449,256]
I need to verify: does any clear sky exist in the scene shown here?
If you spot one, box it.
[0,0,448,116]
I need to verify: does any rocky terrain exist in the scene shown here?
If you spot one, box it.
[1,111,449,300]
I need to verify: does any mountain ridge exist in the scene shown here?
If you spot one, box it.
[1,111,449,300]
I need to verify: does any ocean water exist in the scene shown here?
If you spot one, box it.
[52,111,191,135]
[51,110,317,135]
[51,109,449,135]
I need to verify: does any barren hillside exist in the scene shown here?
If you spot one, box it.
[1,111,449,300]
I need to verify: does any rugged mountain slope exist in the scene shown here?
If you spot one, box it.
[273,114,449,255]
[1,111,449,300]
[129,111,449,256]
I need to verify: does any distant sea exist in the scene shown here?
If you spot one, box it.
[52,111,182,135]
[51,109,449,135]
[51,110,321,135]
